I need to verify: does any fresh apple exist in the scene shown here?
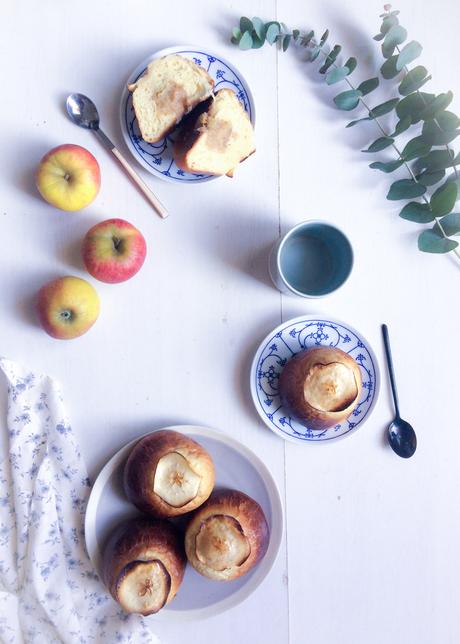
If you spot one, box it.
[37,276,100,339]
[82,218,147,283]
[36,144,100,211]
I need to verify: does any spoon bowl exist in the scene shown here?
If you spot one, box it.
[388,418,417,459]
[66,93,100,129]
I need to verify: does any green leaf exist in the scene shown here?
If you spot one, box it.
[369,159,404,173]
[398,66,431,96]
[380,14,399,35]
[387,179,427,200]
[326,66,350,85]
[430,181,458,217]
[319,45,341,73]
[282,34,291,51]
[417,149,459,172]
[266,22,281,44]
[421,119,460,145]
[374,33,385,42]
[369,98,400,117]
[438,213,460,236]
[418,229,458,253]
[252,17,266,41]
[400,136,431,162]
[240,17,254,34]
[309,46,321,61]
[319,29,329,46]
[399,202,434,223]
[415,169,445,186]
[380,55,400,79]
[232,27,242,41]
[396,41,422,70]
[251,35,265,49]
[390,115,412,137]
[346,116,372,128]
[418,91,454,121]
[382,25,407,58]
[362,137,394,152]
[292,29,300,41]
[345,57,357,73]
[334,89,362,111]
[396,92,435,123]
[435,111,460,132]
[302,30,315,46]
[357,77,379,96]
[239,31,253,50]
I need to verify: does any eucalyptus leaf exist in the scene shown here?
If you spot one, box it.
[415,169,445,186]
[380,55,400,79]
[240,17,254,34]
[292,29,300,41]
[334,89,362,111]
[357,77,379,96]
[396,92,435,123]
[369,159,404,173]
[387,179,427,200]
[434,111,460,132]
[302,30,315,46]
[326,66,350,85]
[418,229,458,253]
[399,202,434,223]
[251,35,265,49]
[232,27,242,40]
[369,98,400,117]
[438,213,460,236]
[390,115,412,136]
[418,92,454,121]
[309,46,321,61]
[239,31,253,50]
[398,66,430,96]
[252,17,266,41]
[320,29,329,46]
[430,181,458,217]
[319,45,341,73]
[417,149,459,172]
[396,40,422,70]
[282,35,291,51]
[382,25,407,58]
[380,14,399,35]
[362,137,395,152]
[401,136,431,161]
[266,22,281,45]
[346,116,372,128]
[374,33,385,41]
[344,57,357,73]
[421,120,460,146]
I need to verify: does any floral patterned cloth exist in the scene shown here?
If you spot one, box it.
[0,358,158,644]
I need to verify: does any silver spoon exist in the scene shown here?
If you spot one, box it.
[381,324,417,458]
[66,93,168,219]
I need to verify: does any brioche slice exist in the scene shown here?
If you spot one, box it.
[173,89,255,177]
[128,54,214,143]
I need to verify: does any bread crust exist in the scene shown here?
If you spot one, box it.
[184,489,269,581]
[124,430,215,518]
[102,517,186,614]
[279,346,363,430]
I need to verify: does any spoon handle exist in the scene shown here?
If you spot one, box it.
[94,129,168,219]
[381,324,400,418]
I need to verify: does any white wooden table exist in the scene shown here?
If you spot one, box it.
[1,1,459,642]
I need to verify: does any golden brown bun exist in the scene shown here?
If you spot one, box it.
[124,430,215,518]
[173,89,255,177]
[279,346,363,430]
[184,489,269,581]
[102,517,186,615]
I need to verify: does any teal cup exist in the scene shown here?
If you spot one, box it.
[268,220,354,297]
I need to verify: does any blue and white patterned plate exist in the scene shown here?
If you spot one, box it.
[120,45,255,183]
[250,315,380,444]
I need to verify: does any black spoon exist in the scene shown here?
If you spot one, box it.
[381,324,417,458]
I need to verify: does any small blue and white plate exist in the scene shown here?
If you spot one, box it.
[120,45,255,184]
[250,315,380,444]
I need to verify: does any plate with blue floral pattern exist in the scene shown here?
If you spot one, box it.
[250,315,380,444]
[120,45,255,183]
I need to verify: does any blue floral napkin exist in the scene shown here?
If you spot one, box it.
[0,358,158,644]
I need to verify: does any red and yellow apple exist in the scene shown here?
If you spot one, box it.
[36,144,100,211]
[82,218,147,283]
[37,276,100,339]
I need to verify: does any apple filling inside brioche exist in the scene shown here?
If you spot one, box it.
[153,452,201,507]
[303,362,359,413]
[116,560,171,615]
[195,515,251,571]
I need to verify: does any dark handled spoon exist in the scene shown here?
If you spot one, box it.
[66,93,168,219]
[381,324,417,458]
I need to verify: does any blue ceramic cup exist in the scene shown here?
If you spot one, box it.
[268,220,353,297]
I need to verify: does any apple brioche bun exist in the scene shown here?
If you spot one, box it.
[184,489,269,581]
[102,517,186,615]
[124,430,215,518]
[279,346,363,430]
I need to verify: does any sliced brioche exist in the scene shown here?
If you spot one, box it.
[128,54,214,143]
[173,89,255,177]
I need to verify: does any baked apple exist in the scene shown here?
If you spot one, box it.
[184,489,269,581]
[124,430,215,518]
[279,346,362,430]
[102,517,186,615]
